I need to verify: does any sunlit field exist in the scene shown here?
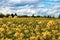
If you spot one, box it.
[0,16,60,40]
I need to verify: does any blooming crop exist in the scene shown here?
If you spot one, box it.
[0,17,60,40]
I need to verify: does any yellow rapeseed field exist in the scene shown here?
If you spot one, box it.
[0,16,60,40]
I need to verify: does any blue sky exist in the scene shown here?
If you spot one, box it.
[0,0,60,17]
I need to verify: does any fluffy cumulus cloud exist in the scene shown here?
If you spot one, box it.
[46,5,60,17]
[9,0,39,3]
[0,0,60,17]
[0,7,15,14]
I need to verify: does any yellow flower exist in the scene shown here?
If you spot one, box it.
[35,25,40,31]
[16,27,21,32]
[36,32,40,35]
[18,25,21,27]
[35,28,39,32]
[47,20,56,29]
[8,16,12,18]
[1,38,5,40]
[31,32,36,37]
[2,24,7,27]
[38,21,42,24]
[23,25,27,29]
[36,25,40,28]
[14,32,20,37]
[30,36,36,40]
[52,30,58,34]
[42,31,51,39]
[20,33,24,38]
[24,29,29,33]
[7,31,12,34]
[14,16,18,19]
[29,22,32,24]
[57,33,60,35]
[5,38,13,40]
[0,28,5,32]
[0,33,4,37]
[58,36,60,40]
[17,38,23,40]
[41,28,47,32]
[7,22,13,25]
[0,18,3,21]
[52,36,56,40]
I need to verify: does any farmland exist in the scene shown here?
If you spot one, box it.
[0,16,60,40]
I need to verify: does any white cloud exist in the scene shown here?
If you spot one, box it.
[9,0,39,4]
[15,5,60,17]
[16,8,36,16]
[22,0,39,3]
[0,4,47,16]
[47,5,60,14]
[46,5,60,17]
[0,0,60,17]
[9,0,21,3]
[0,7,15,15]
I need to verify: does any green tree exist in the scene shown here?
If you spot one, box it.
[15,13,17,16]
[6,14,11,17]
[58,14,60,18]
[0,13,5,18]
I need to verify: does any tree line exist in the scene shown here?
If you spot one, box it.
[0,13,60,18]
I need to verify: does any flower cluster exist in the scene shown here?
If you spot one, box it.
[0,17,60,40]
[47,20,57,29]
